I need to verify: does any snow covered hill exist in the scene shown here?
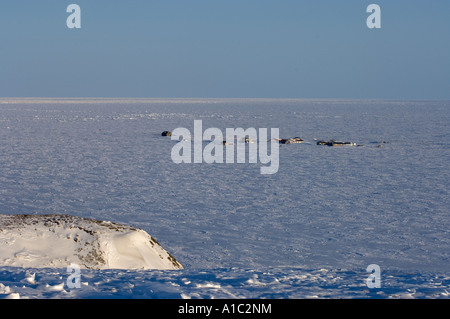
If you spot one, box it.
[0,214,183,270]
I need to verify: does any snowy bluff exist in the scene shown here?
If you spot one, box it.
[0,214,183,270]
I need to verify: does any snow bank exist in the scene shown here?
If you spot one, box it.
[1,266,449,299]
[0,214,183,270]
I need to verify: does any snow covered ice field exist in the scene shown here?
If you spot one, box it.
[0,98,449,299]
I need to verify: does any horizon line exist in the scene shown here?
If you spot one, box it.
[1,97,449,103]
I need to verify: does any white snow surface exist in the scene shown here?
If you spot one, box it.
[0,98,449,299]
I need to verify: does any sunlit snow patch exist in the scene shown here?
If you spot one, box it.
[0,214,183,270]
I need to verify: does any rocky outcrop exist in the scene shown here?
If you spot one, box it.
[279,137,304,144]
[0,214,183,270]
[317,140,356,146]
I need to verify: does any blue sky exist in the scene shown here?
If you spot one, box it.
[0,0,449,99]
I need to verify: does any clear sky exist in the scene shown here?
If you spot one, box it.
[0,0,449,99]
